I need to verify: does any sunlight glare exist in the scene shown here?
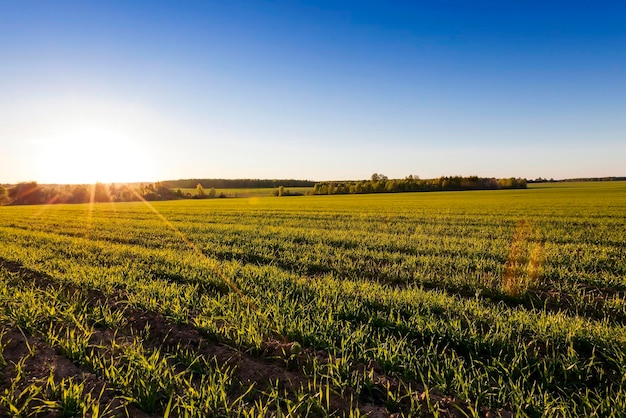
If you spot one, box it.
[35,129,153,184]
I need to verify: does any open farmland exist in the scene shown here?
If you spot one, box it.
[1,182,625,417]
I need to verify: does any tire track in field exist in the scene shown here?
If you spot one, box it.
[0,326,152,417]
[0,258,315,413]
[0,257,307,386]
[0,255,612,416]
[0,257,490,417]
[0,258,346,413]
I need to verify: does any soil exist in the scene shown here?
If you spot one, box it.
[0,257,513,417]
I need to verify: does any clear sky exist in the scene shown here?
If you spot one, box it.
[1,0,625,184]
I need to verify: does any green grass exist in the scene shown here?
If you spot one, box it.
[0,182,625,416]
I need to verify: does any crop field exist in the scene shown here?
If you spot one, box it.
[0,182,625,417]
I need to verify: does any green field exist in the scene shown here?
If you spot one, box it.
[1,182,625,416]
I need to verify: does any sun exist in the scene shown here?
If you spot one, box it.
[35,129,154,184]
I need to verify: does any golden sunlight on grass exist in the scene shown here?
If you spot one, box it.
[502,220,544,296]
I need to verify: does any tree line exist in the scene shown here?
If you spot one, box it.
[162,178,316,189]
[0,180,300,206]
[528,176,626,183]
[0,182,189,206]
[0,175,529,206]
[312,174,527,195]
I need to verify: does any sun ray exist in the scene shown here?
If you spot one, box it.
[29,184,57,219]
[129,188,284,340]
[85,183,96,239]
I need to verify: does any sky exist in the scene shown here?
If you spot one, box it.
[1,0,625,184]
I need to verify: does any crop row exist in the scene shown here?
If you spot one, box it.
[0,184,625,415]
[1,190,625,322]
[1,264,400,417]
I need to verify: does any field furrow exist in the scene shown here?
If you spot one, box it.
[1,183,625,415]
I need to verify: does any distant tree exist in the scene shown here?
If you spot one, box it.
[94,183,111,202]
[109,183,118,198]
[150,182,177,200]
[9,182,43,205]
[0,185,8,204]
[208,187,217,198]
[70,185,90,203]
[278,186,285,197]
[196,183,205,196]
[120,187,134,201]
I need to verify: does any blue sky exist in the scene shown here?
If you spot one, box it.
[1,1,624,183]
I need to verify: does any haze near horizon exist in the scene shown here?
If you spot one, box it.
[1,1,625,184]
